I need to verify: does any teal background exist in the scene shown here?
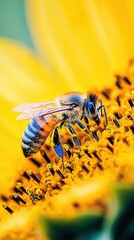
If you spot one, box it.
[0,0,34,50]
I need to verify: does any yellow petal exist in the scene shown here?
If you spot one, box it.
[0,206,40,239]
[26,0,134,92]
[0,97,25,190]
[0,39,72,104]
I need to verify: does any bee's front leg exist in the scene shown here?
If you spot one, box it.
[64,123,80,146]
[75,119,89,135]
[83,115,90,130]
[97,98,108,126]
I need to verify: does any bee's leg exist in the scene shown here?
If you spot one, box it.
[80,114,90,130]
[64,123,80,146]
[75,120,89,135]
[97,98,108,125]
[52,126,64,166]
[97,98,103,116]
[100,105,108,125]
[83,115,90,130]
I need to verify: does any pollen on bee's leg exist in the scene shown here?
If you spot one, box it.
[2,203,14,214]
[28,157,41,167]
[27,170,41,184]
[40,149,51,163]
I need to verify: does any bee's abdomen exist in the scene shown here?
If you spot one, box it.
[22,116,59,157]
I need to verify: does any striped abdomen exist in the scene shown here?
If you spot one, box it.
[22,115,60,157]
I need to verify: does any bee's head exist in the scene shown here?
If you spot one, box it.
[85,97,100,125]
[86,100,95,114]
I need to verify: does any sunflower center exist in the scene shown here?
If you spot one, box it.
[1,59,134,218]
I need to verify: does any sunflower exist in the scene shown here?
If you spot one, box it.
[0,1,134,240]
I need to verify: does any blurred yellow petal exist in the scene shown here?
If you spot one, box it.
[0,39,72,104]
[0,205,41,239]
[0,97,25,192]
[26,0,134,92]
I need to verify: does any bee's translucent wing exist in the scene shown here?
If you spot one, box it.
[16,105,72,120]
[13,100,57,112]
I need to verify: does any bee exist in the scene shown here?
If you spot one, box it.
[13,93,108,161]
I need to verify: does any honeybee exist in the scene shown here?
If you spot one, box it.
[13,93,108,160]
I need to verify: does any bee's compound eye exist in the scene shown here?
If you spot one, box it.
[87,101,93,110]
